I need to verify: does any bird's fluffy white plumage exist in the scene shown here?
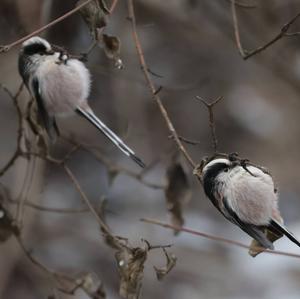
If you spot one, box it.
[203,158,280,226]
[34,54,91,116]
[19,36,145,168]
[219,165,278,225]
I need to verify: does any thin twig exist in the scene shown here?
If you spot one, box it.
[196,96,222,153]
[168,134,201,146]
[0,83,24,177]
[231,1,300,60]
[127,0,196,169]
[62,137,165,189]
[140,218,300,259]
[0,0,119,53]
[231,0,247,57]
[16,235,83,295]
[225,0,257,9]
[8,198,90,214]
[63,164,112,235]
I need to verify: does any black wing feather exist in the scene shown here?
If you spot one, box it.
[31,77,59,141]
[269,219,300,247]
[223,198,274,249]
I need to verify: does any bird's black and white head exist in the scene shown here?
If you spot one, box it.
[18,36,54,84]
[199,155,233,199]
[21,36,52,57]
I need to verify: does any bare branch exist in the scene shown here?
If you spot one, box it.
[140,218,300,259]
[0,83,24,177]
[63,164,112,235]
[168,134,201,145]
[196,96,223,153]
[225,0,257,9]
[231,0,300,60]
[127,0,196,169]
[0,0,119,53]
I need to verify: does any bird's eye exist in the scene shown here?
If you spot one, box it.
[223,168,229,173]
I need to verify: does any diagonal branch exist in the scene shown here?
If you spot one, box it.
[127,0,196,169]
[0,0,119,53]
[231,0,300,60]
[0,83,24,177]
[196,96,223,153]
[141,218,300,259]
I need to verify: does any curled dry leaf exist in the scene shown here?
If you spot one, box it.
[77,272,106,299]
[165,161,191,235]
[99,33,123,69]
[115,244,148,299]
[153,248,177,281]
[77,0,109,40]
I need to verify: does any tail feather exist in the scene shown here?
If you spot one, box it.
[76,107,145,168]
[270,219,300,247]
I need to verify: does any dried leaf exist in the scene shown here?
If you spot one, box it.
[78,272,106,299]
[115,244,148,299]
[99,33,123,69]
[153,249,177,281]
[77,0,108,40]
[165,162,191,235]
[248,228,282,257]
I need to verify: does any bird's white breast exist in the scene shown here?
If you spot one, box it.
[35,55,91,116]
[218,166,278,225]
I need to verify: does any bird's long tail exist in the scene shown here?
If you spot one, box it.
[76,107,145,168]
[270,219,300,247]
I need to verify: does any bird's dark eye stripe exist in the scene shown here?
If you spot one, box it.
[23,43,48,56]
[203,163,230,181]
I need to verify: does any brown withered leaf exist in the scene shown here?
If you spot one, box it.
[115,244,148,299]
[77,0,109,40]
[248,228,282,257]
[77,272,106,299]
[165,161,191,235]
[153,248,177,281]
[99,33,123,69]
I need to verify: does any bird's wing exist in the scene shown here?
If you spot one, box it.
[31,77,59,141]
[222,197,274,249]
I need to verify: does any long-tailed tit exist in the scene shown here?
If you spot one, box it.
[18,36,145,168]
[196,154,300,250]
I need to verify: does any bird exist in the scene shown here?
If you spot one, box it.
[196,153,300,250]
[18,36,145,168]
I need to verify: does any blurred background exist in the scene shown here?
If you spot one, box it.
[1,0,300,298]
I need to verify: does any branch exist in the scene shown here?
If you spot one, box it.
[127,0,196,169]
[8,198,90,214]
[196,96,223,153]
[0,83,24,177]
[225,0,257,8]
[0,0,119,53]
[141,218,300,259]
[231,1,300,60]
[63,164,112,236]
